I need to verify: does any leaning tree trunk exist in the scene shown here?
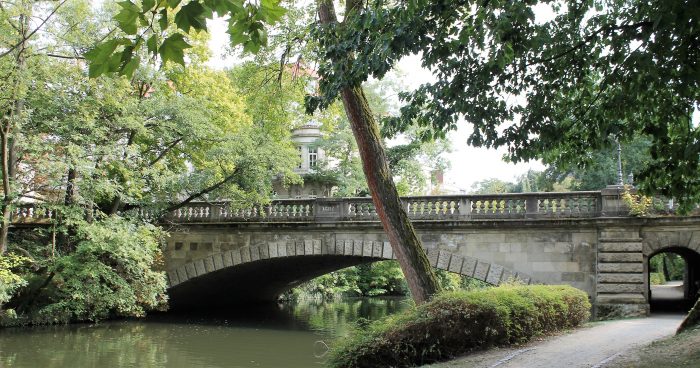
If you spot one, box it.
[677,296,700,334]
[317,0,441,304]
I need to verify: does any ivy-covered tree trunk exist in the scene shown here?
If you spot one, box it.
[317,0,441,304]
[0,12,28,254]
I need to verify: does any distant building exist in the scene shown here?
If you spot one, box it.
[273,123,333,198]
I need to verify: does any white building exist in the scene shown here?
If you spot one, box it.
[273,123,333,198]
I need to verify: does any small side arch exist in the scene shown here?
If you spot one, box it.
[646,246,700,311]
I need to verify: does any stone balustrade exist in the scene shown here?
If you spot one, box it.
[9,191,623,224]
[11,205,56,223]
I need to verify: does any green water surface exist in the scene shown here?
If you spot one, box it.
[0,297,409,368]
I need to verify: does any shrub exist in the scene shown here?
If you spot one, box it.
[622,186,653,216]
[0,253,30,320]
[650,272,666,285]
[29,218,168,324]
[327,285,590,368]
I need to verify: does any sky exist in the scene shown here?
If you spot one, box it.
[205,19,545,194]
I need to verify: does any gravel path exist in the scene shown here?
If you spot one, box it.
[424,314,684,368]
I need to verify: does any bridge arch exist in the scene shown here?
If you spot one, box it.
[166,240,533,310]
[646,246,700,311]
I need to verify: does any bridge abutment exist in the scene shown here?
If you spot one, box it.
[594,227,649,318]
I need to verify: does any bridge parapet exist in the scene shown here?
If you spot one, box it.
[10,190,618,224]
[156,191,605,223]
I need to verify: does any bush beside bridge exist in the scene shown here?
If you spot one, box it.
[327,284,591,368]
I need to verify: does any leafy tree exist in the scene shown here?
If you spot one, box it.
[0,0,70,253]
[544,135,652,191]
[649,252,686,282]
[0,1,301,324]
[313,75,451,197]
[314,0,698,212]
[89,0,450,303]
[470,178,515,195]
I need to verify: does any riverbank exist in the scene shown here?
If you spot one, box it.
[422,314,684,368]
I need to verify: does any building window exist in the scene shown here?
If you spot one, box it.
[297,146,302,169]
[309,147,318,168]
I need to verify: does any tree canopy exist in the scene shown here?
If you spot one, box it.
[307,0,699,210]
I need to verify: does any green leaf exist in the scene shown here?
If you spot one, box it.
[158,8,168,30]
[146,34,158,54]
[205,0,243,14]
[260,0,286,23]
[115,1,140,35]
[228,21,249,45]
[167,0,182,7]
[121,54,141,77]
[85,39,122,77]
[142,0,156,11]
[242,40,260,54]
[174,1,207,33]
[159,33,191,65]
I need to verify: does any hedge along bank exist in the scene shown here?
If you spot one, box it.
[327,285,591,368]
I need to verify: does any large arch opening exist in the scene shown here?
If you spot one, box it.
[166,246,531,311]
[168,255,376,311]
[648,247,700,313]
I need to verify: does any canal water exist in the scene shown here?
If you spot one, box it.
[0,297,410,368]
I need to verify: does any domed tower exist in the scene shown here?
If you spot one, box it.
[273,123,333,198]
[291,123,323,175]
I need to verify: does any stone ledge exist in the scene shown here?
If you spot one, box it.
[598,263,644,273]
[598,252,644,263]
[596,293,647,304]
[598,237,644,242]
[597,283,645,293]
[598,242,643,252]
[598,273,645,283]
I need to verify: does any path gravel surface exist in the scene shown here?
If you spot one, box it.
[424,314,684,368]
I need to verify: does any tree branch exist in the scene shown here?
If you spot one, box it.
[527,21,654,66]
[163,168,241,213]
[149,137,182,166]
[46,53,85,60]
[0,0,69,59]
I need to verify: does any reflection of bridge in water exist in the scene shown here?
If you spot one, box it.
[13,188,700,318]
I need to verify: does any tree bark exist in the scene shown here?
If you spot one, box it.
[677,296,700,334]
[0,12,29,254]
[317,0,441,304]
[662,254,671,281]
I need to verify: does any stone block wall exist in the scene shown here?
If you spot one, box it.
[595,227,648,319]
[163,217,700,319]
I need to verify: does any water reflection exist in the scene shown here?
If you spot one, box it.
[0,297,409,368]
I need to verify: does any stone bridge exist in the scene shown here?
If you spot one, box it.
[13,188,700,318]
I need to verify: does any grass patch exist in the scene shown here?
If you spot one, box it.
[327,284,590,368]
[610,325,700,367]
